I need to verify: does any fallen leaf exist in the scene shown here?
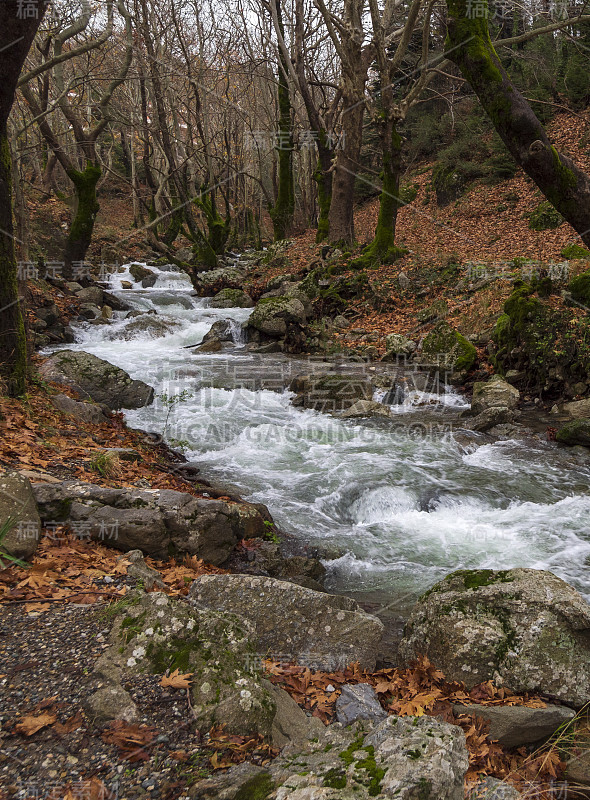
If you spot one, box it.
[15,711,57,735]
[160,669,193,689]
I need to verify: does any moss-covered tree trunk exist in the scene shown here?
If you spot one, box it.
[314,139,333,243]
[0,126,27,395]
[352,120,406,268]
[269,0,294,242]
[0,2,46,395]
[446,0,590,247]
[63,162,101,281]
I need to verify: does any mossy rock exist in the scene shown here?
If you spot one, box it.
[209,288,254,308]
[249,296,306,337]
[417,299,449,324]
[128,263,154,283]
[528,201,564,231]
[101,592,276,736]
[568,271,590,309]
[421,321,476,373]
[561,244,590,260]
[556,419,590,447]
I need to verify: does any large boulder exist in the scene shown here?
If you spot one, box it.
[562,398,590,418]
[89,592,277,737]
[290,373,374,412]
[189,574,384,670]
[76,286,104,305]
[32,480,270,563]
[471,375,519,414]
[0,471,41,560]
[115,316,179,341]
[399,568,590,707]
[209,288,254,308]
[192,714,468,800]
[249,296,306,338]
[39,350,154,410]
[421,321,477,375]
[128,263,154,283]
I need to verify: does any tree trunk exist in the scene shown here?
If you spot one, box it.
[0,2,45,395]
[63,162,101,280]
[314,141,333,242]
[446,0,590,247]
[328,97,364,244]
[352,120,406,268]
[269,0,294,241]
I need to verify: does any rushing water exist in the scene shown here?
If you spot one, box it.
[49,263,590,614]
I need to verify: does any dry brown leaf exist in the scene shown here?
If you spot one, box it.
[15,711,57,736]
[160,668,193,689]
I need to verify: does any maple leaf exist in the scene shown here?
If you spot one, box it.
[160,669,193,689]
[15,711,57,735]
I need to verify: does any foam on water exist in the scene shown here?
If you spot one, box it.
[51,263,590,605]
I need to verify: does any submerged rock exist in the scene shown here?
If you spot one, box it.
[341,400,392,419]
[189,574,384,670]
[290,373,373,412]
[399,568,590,707]
[40,350,153,410]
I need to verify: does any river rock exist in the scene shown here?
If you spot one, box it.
[249,296,306,337]
[556,419,590,447]
[464,406,515,432]
[201,319,235,345]
[191,713,468,800]
[468,777,523,799]
[50,392,110,425]
[76,286,104,305]
[341,400,392,419]
[399,568,590,707]
[290,373,374,412]
[189,574,384,670]
[420,321,477,375]
[128,263,154,283]
[209,288,254,308]
[195,266,248,292]
[384,332,416,356]
[123,549,165,590]
[0,471,41,560]
[471,375,519,414]
[141,273,159,288]
[453,702,574,747]
[32,480,270,563]
[40,350,154,410]
[562,398,590,418]
[91,591,277,737]
[335,683,388,726]
[117,316,178,340]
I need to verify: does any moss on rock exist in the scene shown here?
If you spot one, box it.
[421,321,477,373]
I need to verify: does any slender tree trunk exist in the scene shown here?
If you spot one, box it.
[314,140,333,242]
[63,162,101,280]
[352,120,406,267]
[328,94,364,244]
[446,0,590,247]
[269,0,294,241]
[0,3,45,395]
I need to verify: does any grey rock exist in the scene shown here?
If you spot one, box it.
[453,702,575,747]
[335,683,387,726]
[465,406,515,432]
[266,680,325,749]
[128,263,154,283]
[85,683,138,725]
[471,375,520,414]
[32,479,270,562]
[398,271,411,289]
[78,303,102,320]
[468,777,523,799]
[76,286,104,305]
[116,316,179,341]
[332,315,349,329]
[40,350,153,410]
[50,393,110,425]
[249,296,306,337]
[65,281,83,293]
[399,568,590,707]
[189,574,384,671]
[141,273,159,288]
[209,288,254,308]
[101,305,113,320]
[35,304,60,326]
[123,549,165,590]
[384,332,416,356]
[0,471,41,560]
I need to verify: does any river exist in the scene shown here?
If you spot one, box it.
[48,262,590,618]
